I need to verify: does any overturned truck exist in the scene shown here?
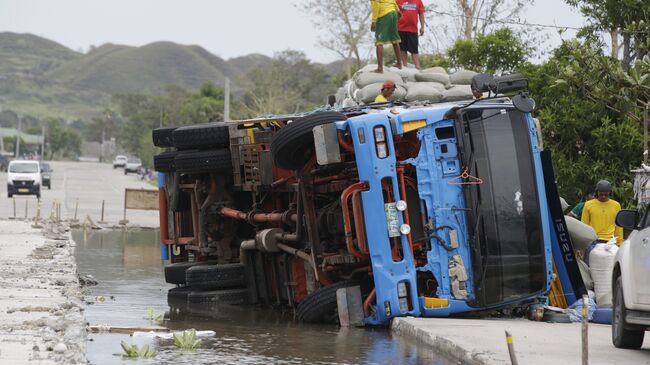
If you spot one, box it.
[153,74,564,325]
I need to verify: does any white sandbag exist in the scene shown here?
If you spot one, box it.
[342,97,358,107]
[335,86,346,104]
[415,72,451,86]
[578,258,594,291]
[359,64,379,73]
[565,216,597,251]
[405,82,445,102]
[590,241,618,307]
[355,82,406,104]
[421,66,447,74]
[440,85,473,102]
[353,71,403,89]
[450,70,478,85]
[388,66,420,82]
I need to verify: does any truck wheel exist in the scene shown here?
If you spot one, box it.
[167,286,194,306]
[164,261,217,285]
[187,288,249,305]
[152,127,177,148]
[154,151,177,172]
[296,281,357,323]
[185,263,245,289]
[612,276,645,348]
[172,123,229,150]
[174,149,231,174]
[270,111,347,170]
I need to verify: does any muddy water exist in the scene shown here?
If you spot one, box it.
[73,229,451,365]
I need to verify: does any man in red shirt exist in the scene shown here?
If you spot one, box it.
[396,0,425,69]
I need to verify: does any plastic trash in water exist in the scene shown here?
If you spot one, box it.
[132,330,216,339]
[566,297,596,322]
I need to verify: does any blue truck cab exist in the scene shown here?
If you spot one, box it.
[155,74,579,326]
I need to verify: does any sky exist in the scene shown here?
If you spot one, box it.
[0,0,585,62]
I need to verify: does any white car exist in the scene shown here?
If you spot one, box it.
[124,158,142,175]
[612,209,650,349]
[7,160,41,198]
[113,155,128,169]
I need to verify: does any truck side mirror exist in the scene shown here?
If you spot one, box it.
[615,209,638,230]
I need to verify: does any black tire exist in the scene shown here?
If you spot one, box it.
[185,263,245,289]
[172,123,229,150]
[154,151,177,172]
[175,149,231,174]
[187,288,249,305]
[124,169,127,175]
[270,112,347,170]
[612,276,645,349]
[47,183,51,190]
[7,192,12,198]
[167,286,194,306]
[152,127,177,148]
[164,261,217,285]
[36,190,41,199]
[296,281,357,323]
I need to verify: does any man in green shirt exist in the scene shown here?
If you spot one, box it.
[568,185,596,219]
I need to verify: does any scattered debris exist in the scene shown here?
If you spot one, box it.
[78,274,98,287]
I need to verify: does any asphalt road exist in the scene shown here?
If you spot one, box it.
[0,161,159,227]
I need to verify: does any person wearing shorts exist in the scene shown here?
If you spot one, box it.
[397,0,425,69]
[371,0,402,73]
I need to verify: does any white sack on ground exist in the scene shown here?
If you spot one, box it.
[450,70,478,85]
[440,85,473,102]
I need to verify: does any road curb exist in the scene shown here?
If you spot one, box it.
[391,317,491,365]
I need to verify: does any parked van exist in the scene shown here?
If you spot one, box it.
[7,160,41,198]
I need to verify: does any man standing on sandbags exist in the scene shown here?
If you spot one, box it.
[581,180,623,257]
[396,0,425,69]
[371,0,403,73]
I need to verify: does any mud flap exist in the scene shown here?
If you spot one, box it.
[540,150,587,304]
[336,286,364,327]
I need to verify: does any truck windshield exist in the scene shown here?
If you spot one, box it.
[458,108,546,306]
[9,163,39,173]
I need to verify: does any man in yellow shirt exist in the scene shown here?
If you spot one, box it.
[581,179,623,246]
[374,80,396,102]
[371,0,403,73]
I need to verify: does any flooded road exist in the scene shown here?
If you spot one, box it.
[73,229,451,365]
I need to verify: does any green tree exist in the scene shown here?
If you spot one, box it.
[43,117,82,160]
[447,28,531,73]
[241,50,331,116]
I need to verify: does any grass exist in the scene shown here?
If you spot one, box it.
[144,307,163,324]
[119,341,156,358]
[173,329,202,351]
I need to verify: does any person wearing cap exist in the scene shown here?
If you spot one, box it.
[568,185,597,219]
[371,0,403,73]
[375,80,396,102]
[581,180,623,247]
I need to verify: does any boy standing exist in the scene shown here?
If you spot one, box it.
[371,0,402,73]
[396,0,425,69]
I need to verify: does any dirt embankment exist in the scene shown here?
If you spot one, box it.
[0,220,86,364]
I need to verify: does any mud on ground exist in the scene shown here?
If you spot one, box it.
[0,219,86,364]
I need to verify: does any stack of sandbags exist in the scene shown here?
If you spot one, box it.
[334,65,479,106]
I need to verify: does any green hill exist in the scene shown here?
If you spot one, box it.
[0,32,341,120]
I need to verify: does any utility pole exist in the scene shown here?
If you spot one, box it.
[100,127,105,163]
[224,77,230,123]
[159,104,163,128]
[15,115,21,158]
[643,101,650,165]
[41,125,45,161]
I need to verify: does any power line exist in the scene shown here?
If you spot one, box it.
[426,8,650,34]
[427,8,581,31]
